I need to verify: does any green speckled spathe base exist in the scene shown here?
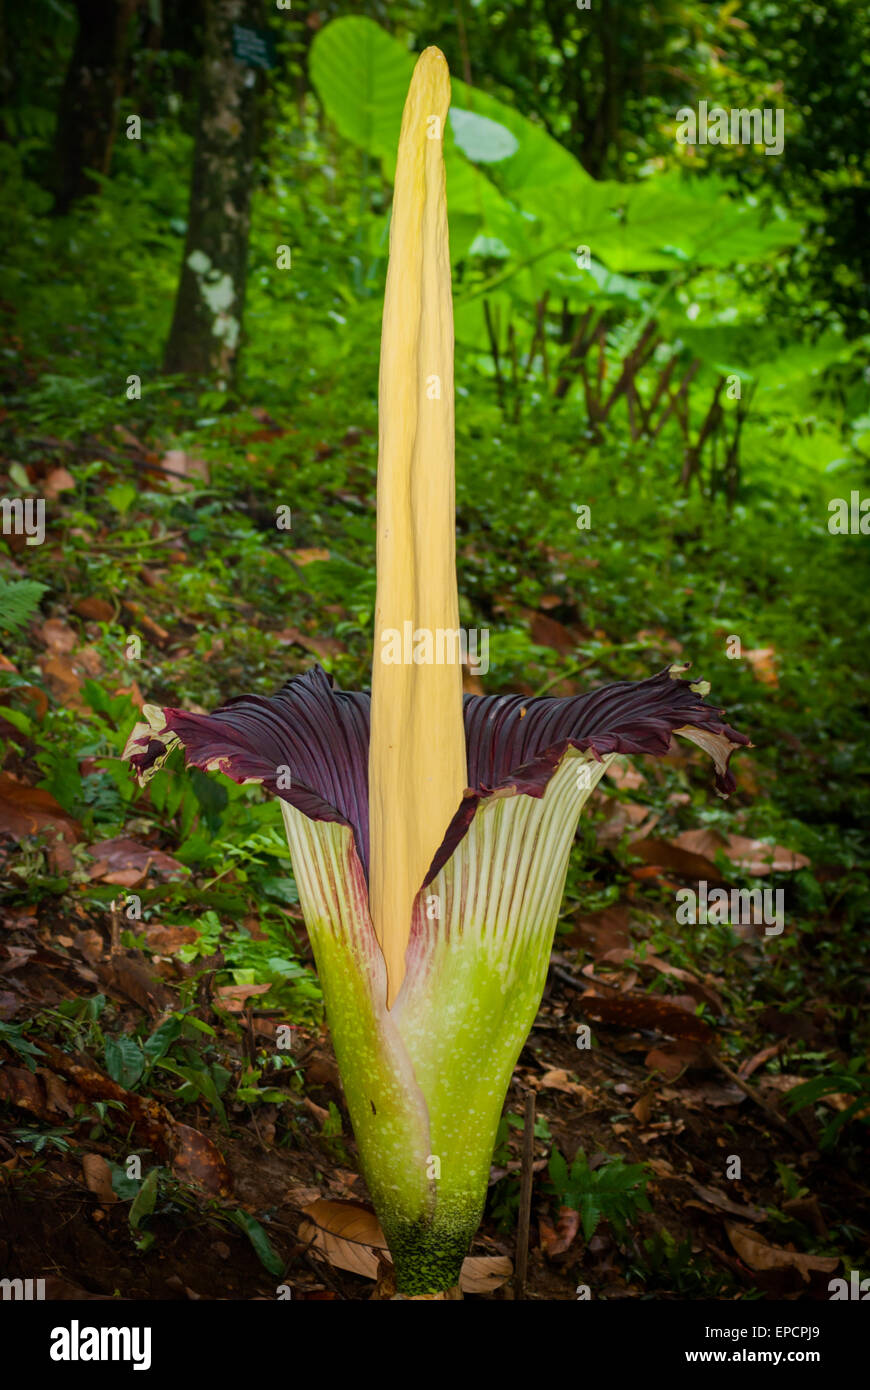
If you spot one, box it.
[384,1204,480,1296]
[279,760,616,1298]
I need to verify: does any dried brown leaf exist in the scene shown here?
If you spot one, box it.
[82,1153,117,1203]
[725,1223,838,1282]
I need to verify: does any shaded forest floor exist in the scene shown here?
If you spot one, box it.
[1,344,869,1300]
[1,870,867,1301]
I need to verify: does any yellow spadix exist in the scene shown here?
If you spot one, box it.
[368,48,467,1007]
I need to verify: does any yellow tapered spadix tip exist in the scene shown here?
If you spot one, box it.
[368,47,466,1008]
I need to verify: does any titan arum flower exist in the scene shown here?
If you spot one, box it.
[125,49,749,1296]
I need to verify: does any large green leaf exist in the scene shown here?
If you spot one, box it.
[443,136,522,258]
[309,17,520,258]
[104,1036,145,1090]
[449,107,518,164]
[676,325,851,386]
[309,16,413,163]
[449,77,589,198]
[310,15,593,198]
[594,177,801,272]
[308,16,803,333]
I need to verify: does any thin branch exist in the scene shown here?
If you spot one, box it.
[482,297,505,410]
[553,307,595,400]
[650,359,700,440]
[680,375,725,491]
[514,1089,536,1300]
[599,321,659,422]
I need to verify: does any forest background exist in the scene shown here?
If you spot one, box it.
[0,0,868,1301]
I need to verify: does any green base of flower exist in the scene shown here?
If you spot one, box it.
[385,1206,478,1296]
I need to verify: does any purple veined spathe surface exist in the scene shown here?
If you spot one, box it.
[124,659,749,890]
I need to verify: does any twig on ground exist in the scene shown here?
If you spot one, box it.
[514,1089,536,1300]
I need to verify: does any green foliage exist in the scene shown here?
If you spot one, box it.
[310,14,802,315]
[9,1125,74,1154]
[631,1230,747,1298]
[784,1063,870,1150]
[0,1020,45,1069]
[487,1110,552,1231]
[228,1208,284,1277]
[142,1013,185,1063]
[129,1168,159,1231]
[546,1147,652,1240]
[104,1035,146,1090]
[309,16,413,165]
[0,577,48,633]
[155,1052,231,1130]
[0,0,868,1298]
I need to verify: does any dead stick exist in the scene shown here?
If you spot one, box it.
[643,353,678,424]
[551,963,621,993]
[482,297,505,409]
[599,321,659,421]
[514,1089,536,1299]
[553,307,594,399]
[109,899,121,962]
[244,1003,257,1067]
[680,375,725,490]
[704,1048,805,1142]
[650,360,700,439]
[524,291,549,380]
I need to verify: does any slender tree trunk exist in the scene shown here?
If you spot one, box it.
[163,0,266,386]
[52,0,137,213]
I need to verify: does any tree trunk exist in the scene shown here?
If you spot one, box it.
[163,0,266,386]
[52,0,137,213]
